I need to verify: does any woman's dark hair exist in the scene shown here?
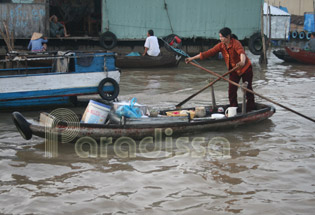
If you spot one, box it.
[231,34,238,40]
[219,27,231,37]
[148,29,154,36]
[219,27,238,40]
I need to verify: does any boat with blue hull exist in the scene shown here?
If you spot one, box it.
[0,51,120,110]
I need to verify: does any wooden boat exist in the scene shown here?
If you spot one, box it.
[285,46,315,64]
[12,103,275,142]
[0,51,120,110]
[115,53,182,68]
[273,49,298,63]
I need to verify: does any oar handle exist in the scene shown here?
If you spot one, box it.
[189,62,315,123]
[175,66,239,108]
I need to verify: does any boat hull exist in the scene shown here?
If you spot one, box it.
[285,47,315,64]
[0,52,120,109]
[13,103,276,141]
[115,54,181,68]
[273,49,298,63]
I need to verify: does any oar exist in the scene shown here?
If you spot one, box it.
[189,61,315,123]
[175,66,239,109]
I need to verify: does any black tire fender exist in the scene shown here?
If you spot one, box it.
[12,112,32,140]
[299,31,305,40]
[291,31,298,39]
[99,31,117,50]
[98,77,120,101]
[248,32,268,55]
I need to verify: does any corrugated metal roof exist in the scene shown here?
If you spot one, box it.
[102,0,263,40]
[264,3,290,16]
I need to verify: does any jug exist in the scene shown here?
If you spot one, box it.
[225,107,238,117]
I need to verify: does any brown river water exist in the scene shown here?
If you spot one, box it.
[0,50,315,214]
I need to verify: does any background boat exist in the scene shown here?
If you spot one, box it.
[115,53,182,68]
[273,49,299,63]
[0,51,120,110]
[285,46,315,64]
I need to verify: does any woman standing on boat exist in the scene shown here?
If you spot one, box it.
[185,27,255,111]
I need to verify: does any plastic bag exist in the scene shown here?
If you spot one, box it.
[126,52,141,56]
[115,98,142,118]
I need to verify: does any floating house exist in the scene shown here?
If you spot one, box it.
[1,0,265,54]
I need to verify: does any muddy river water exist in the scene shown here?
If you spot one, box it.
[0,50,315,214]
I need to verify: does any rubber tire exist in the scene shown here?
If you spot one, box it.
[12,112,32,140]
[163,34,183,52]
[99,31,117,50]
[291,31,298,39]
[98,78,120,101]
[306,32,312,40]
[248,32,268,55]
[299,31,305,40]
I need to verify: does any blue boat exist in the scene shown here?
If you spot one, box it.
[0,51,120,110]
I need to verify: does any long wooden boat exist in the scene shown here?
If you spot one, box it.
[115,53,182,68]
[12,103,275,142]
[0,51,120,110]
[285,46,315,64]
[273,49,298,63]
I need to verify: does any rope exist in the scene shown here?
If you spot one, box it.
[163,0,174,34]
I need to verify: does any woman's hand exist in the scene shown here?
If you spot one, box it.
[185,54,200,64]
[236,53,246,68]
[185,57,193,64]
[236,61,245,68]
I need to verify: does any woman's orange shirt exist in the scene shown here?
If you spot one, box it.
[200,38,251,76]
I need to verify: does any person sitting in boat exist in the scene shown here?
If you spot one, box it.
[304,32,315,52]
[49,15,70,38]
[185,27,255,112]
[143,29,160,56]
[27,32,48,52]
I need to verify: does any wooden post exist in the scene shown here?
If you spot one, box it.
[268,4,272,47]
[210,79,216,109]
[242,82,248,114]
[260,4,267,65]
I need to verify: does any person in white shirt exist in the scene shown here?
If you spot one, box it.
[143,29,160,56]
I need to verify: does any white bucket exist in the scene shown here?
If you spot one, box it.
[82,100,111,124]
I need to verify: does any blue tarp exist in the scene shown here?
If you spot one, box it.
[126,52,141,56]
[279,6,288,13]
[304,14,314,32]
